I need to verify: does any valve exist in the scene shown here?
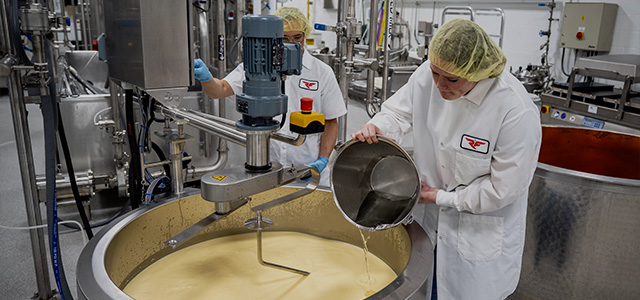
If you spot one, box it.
[314,23,337,32]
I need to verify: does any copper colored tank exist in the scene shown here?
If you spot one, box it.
[538,126,640,180]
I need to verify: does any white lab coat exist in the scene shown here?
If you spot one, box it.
[369,61,541,300]
[224,51,347,187]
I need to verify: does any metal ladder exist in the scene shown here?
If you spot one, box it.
[440,6,505,48]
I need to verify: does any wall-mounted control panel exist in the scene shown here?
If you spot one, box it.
[560,3,618,51]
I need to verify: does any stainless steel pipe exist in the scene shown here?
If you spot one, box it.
[2,0,53,297]
[380,0,393,104]
[365,0,378,117]
[197,8,214,158]
[157,106,247,146]
[187,108,306,146]
[6,55,54,300]
[245,131,271,168]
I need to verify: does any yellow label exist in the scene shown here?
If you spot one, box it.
[306,38,315,46]
[581,16,584,22]
[212,175,227,181]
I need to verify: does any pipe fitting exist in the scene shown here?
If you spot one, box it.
[19,3,49,32]
[0,54,17,77]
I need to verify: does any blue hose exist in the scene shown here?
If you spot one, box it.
[42,38,73,300]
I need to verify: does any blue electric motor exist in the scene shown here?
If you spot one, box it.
[236,15,303,131]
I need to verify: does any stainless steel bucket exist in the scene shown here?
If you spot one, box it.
[511,126,640,300]
[76,186,433,299]
[330,137,420,231]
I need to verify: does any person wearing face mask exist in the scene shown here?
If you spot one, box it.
[352,18,542,300]
[193,7,346,187]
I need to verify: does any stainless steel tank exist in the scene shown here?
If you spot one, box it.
[76,187,433,299]
[511,126,640,299]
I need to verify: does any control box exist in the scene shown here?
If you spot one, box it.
[417,21,433,37]
[560,3,618,51]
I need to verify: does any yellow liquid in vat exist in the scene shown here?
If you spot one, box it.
[124,231,397,300]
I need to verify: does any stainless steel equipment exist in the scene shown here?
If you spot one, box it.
[575,54,640,78]
[34,94,119,201]
[540,54,640,131]
[330,137,420,231]
[164,161,320,248]
[160,15,324,251]
[65,50,109,92]
[510,126,640,299]
[244,210,310,276]
[313,0,362,140]
[103,0,193,106]
[511,64,550,94]
[76,187,433,299]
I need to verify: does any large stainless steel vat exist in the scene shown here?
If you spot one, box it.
[76,187,433,299]
[511,126,640,299]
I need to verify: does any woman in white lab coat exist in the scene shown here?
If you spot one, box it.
[352,18,542,300]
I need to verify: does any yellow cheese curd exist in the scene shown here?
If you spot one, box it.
[124,231,397,300]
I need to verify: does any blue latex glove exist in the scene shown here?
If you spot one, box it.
[194,58,212,82]
[302,156,329,181]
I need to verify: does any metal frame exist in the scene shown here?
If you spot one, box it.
[565,68,635,120]
[441,6,505,48]
[541,91,640,131]
[1,0,55,298]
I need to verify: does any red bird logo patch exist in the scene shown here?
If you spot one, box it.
[299,79,319,91]
[460,134,489,154]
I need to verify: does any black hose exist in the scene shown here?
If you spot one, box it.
[42,38,74,300]
[279,81,287,129]
[56,103,94,239]
[148,97,165,123]
[151,142,171,176]
[561,48,570,77]
[69,66,104,94]
[125,89,142,209]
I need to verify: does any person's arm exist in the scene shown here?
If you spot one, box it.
[318,118,338,158]
[201,78,235,99]
[436,108,542,214]
[305,118,338,176]
[194,58,235,99]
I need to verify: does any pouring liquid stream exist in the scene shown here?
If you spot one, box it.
[359,228,375,297]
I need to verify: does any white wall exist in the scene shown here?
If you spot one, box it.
[272,0,639,86]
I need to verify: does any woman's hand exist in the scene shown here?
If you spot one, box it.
[351,124,394,144]
[419,181,439,204]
